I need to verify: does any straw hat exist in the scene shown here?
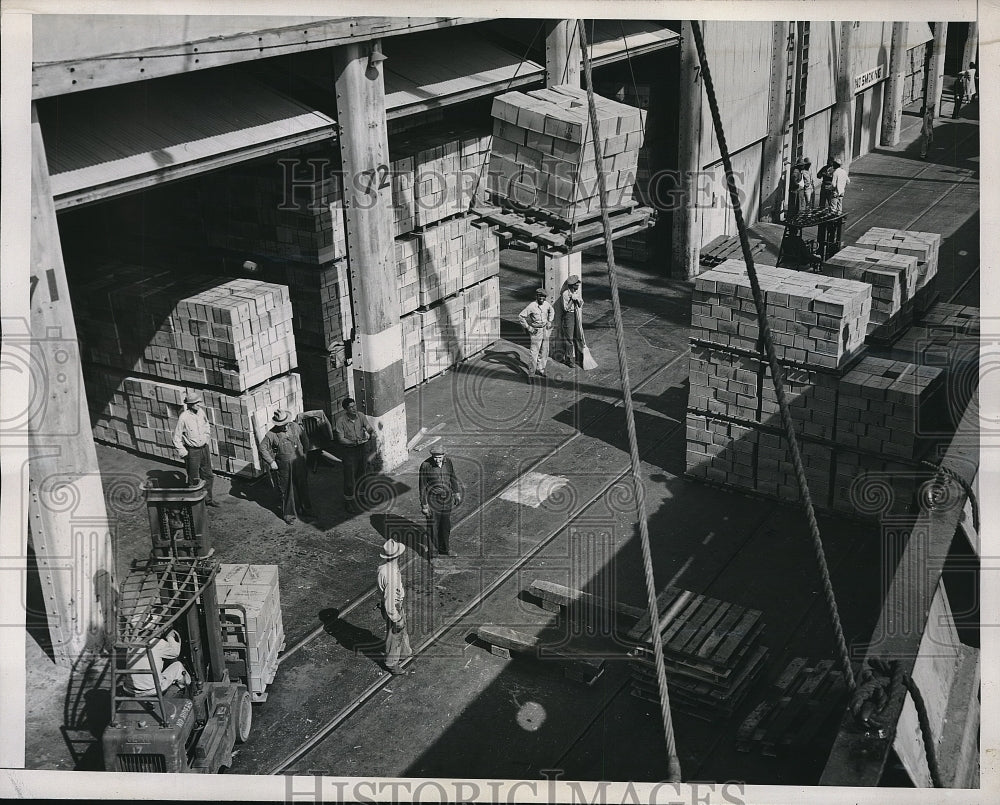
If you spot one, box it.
[380,539,406,560]
[567,275,581,286]
[272,409,292,425]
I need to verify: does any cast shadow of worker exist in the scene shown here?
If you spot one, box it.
[317,608,383,664]
[369,512,432,562]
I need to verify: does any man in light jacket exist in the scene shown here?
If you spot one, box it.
[172,391,218,507]
[377,539,413,675]
[518,287,555,377]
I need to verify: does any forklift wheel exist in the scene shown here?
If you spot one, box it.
[235,689,252,743]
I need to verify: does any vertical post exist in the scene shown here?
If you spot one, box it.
[830,22,855,167]
[761,22,793,222]
[334,42,408,472]
[546,19,580,87]
[672,20,703,278]
[29,102,115,665]
[926,22,948,117]
[882,22,909,145]
[961,22,978,75]
[540,251,580,299]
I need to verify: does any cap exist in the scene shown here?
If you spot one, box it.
[535,287,547,297]
[429,445,445,456]
[380,539,406,560]
[184,391,203,405]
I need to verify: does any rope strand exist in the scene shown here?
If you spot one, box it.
[578,19,682,782]
[689,21,856,692]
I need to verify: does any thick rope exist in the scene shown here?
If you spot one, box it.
[578,20,682,782]
[903,672,944,787]
[689,21,856,692]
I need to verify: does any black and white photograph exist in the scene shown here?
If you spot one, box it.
[0,2,992,802]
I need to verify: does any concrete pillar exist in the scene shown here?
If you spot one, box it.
[881,22,909,144]
[672,20,703,279]
[540,250,580,298]
[546,20,580,87]
[830,22,855,168]
[29,102,115,665]
[927,22,947,117]
[961,21,978,73]
[334,42,408,472]
[761,22,793,221]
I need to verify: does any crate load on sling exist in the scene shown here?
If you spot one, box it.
[487,85,645,222]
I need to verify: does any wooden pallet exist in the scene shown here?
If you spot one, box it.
[475,624,606,686]
[735,658,847,755]
[472,201,654,254]
[699,235,767,267]
[529,579,645,620]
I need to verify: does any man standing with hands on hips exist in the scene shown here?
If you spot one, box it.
[519,287,555,378]
[258,410,313,525]
[335,397,376,514]
[172,391,219,507]
[419,445,463,560]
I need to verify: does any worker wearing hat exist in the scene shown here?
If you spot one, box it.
[419,445,463,560]
[518,287,555,377]
[788,158,810,218]
[258,409,313,525]
[556,275,586,368]
[172,390,218,507]
[377,538,413,675]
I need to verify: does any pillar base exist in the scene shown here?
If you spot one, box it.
[368,402,408,473]
[541,251,581,298]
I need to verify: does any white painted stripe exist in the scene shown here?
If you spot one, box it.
[499,471,570,509]
[354,324,403,373]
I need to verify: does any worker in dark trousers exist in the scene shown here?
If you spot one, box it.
[259,410,313,525]
[334,397,375,514]
[377,538,413,675]
[419,445,462,560]
[172,391,219,507]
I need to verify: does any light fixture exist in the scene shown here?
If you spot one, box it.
[368,41,387,70]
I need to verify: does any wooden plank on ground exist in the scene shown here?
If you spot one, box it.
[529,580,646,621]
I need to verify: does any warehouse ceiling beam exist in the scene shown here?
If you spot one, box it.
[333,41,408,472]
[28,102,116,666]
[32,16,485,100]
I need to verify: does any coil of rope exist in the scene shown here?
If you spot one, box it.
[578,20,682,782]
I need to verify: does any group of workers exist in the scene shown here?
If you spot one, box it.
[787,155,851,218]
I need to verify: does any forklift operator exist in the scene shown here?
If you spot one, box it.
[128,626,192,695]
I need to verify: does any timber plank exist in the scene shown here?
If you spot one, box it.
[710,608,763,668]
[695,601,745,659]
[528,580,646,621]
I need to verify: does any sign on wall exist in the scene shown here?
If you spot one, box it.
[854,64,886,94]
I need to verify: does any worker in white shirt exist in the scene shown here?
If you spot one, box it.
[830,159,851,215]
[334,397,376,514]
[172,391,218,507]
[128,627,192,695]
[377,539,413,675]
[518,287,555,377]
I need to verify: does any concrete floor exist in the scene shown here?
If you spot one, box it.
[23,105,979,783]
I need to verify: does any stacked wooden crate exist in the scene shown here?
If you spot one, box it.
[217,564,285,703]
[258,261,352,351]
[821,245,919,339]
[401,312,423,389]
[296,349,350,416]
[488,85,644,221]
[625,587,768,720]
[87,369,301,477]
[464,276,501,359]
[854,227,940,312]
[419,293,467,382]
[391,124,492,236]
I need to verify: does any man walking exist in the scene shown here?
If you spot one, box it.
[172,391,219,507]
[920,108,935,159]
[377,538,413,675]
[419,445,462,560]
[518,287,555,378]
[334,397,375,514]
[259,409,313,525]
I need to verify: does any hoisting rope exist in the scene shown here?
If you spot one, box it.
[689,21,856,693]
[849,659,943,787]
[578,20,682,782]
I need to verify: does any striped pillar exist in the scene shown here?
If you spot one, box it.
[881,23,909,145]
[334,41,408,471]
[830,22,855,168]
[672,20,703,278]
[546,20,581,88]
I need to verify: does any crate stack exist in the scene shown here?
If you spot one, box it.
[821,245,919,341]
[854,227,940,313]
[488,85,644,221]
[390,124,492,236]
[78,263,303,477]
[686,260,945,517]
[217,564,285,703]
[419,293,467,382]
[401,312,423,389]
[463,276,501,359]
[626,587,769,721]
[596,81,654,262]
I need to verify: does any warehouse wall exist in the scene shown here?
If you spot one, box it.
[805,22,838,116]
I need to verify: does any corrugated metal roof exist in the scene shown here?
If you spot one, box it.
[39,69,335,210]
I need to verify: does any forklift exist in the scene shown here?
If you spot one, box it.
[103,481,253,773]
